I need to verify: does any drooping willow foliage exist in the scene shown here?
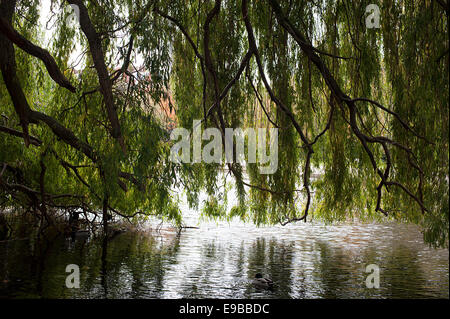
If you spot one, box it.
[0,0,448,247]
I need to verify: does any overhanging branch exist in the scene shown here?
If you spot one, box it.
[0,17,76,92]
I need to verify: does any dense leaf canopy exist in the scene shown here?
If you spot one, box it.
[0,0,448,247]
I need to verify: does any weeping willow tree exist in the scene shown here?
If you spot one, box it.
[0,0,448,247]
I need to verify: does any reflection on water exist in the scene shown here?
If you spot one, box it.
[0,218,448,299]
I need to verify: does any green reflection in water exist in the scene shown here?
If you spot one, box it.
[0,219,448,299]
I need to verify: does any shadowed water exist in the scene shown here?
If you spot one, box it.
[0,218,448,299]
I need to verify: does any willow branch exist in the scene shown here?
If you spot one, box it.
[268,0,428,216]
[110,35,134,83]
[153,5,209,123]
[153,7,204,62]
[66,0,124,149]
[344,97,433,144]
[245,64,279,128]
[0,0,36,147]
[0,17,76,92]
[204,49,254,119]
[0,125,42,146]
[243,0,314,222]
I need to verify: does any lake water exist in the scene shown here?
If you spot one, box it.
[0,215,448,299]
